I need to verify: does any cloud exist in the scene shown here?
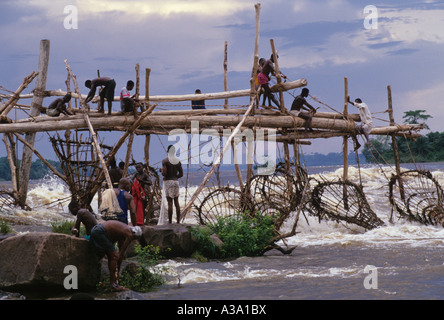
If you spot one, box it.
[376,6,444,44]
[76,0,251,17]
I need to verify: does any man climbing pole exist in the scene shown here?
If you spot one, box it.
[347,96,373,151]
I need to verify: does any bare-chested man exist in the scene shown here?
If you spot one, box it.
[89,220,142,292]
[68,200,97,238]
[84,76,116,115]
[290,88,317,132]
[162,145,183,224]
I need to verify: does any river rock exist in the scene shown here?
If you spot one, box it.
[141,224,197,257]
[0,232,100,292]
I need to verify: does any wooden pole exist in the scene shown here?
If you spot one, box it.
[224,41,229,110]
[135,63,140,100]
[1,113,424,135]
[343,77,349,209]
[387,85,405,223]
[144,67,151,163]
[3,134,18,200]
[18,39,50,207]
[14,78,307,104]
[270,39,292,193]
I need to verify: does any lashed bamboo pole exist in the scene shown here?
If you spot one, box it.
[0,113,423,134]
[387,85,405,223]
[343,77,349,209]
[14,109,362,123]
[16,78,307,104]
[224,41,229,110]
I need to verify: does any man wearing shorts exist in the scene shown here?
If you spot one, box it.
[348,96,373,151]
[45,94,73,117]
[290,88,317,132]
[89,220,142,292]
[85,76,116,115]
[162,145,183,224]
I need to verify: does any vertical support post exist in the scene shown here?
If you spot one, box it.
[271,39,292,192]
[144,67,151,165]
[224,41,229,110]
[18,39,50,207]
[270,39,285,114]
[343,77,349,209]
[387,85,404,223]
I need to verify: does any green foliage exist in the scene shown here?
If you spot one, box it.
[403,109,432,129]
[0,157,63,181]
[190,226,222,259]
[51,219,85,237]
[192,212,277,259]
[119,244,168,292]
[363,110,444,164]
[363,131,444,164]
[0,219,13,234]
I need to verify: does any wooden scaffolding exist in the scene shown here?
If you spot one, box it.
[1,4,439,238]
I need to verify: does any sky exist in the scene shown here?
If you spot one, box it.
[1,0,444,169]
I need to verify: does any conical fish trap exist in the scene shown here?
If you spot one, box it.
[389,170,444,226]
[310,180,384,230]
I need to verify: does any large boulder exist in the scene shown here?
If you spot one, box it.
[0,232,100,292]
[141,224,197,258]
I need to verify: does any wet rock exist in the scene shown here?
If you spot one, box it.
[0,232,100,292]
[141,224,197,258]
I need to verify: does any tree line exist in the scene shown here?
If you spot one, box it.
[362,110,440,164]
[0,157,62,181]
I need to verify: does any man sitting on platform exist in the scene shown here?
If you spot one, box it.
[43,94,73,117]
[289,88,317,132]
[120,80,139,117]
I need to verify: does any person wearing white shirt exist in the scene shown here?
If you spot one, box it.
[348,96,373,151]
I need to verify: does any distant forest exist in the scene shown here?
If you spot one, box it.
[0,157,62,181]
[362,131,444,164]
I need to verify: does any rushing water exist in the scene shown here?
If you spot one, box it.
[2,162,444,300]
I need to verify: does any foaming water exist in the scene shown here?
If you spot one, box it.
[3,164,444,299]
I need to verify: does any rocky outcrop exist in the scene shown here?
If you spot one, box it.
[141,224,197,258]
[0,232,100,292]
[0,224,201,293]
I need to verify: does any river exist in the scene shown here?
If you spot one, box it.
[2,162,444,302]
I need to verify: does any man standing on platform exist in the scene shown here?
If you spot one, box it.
[84,76,116,115]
